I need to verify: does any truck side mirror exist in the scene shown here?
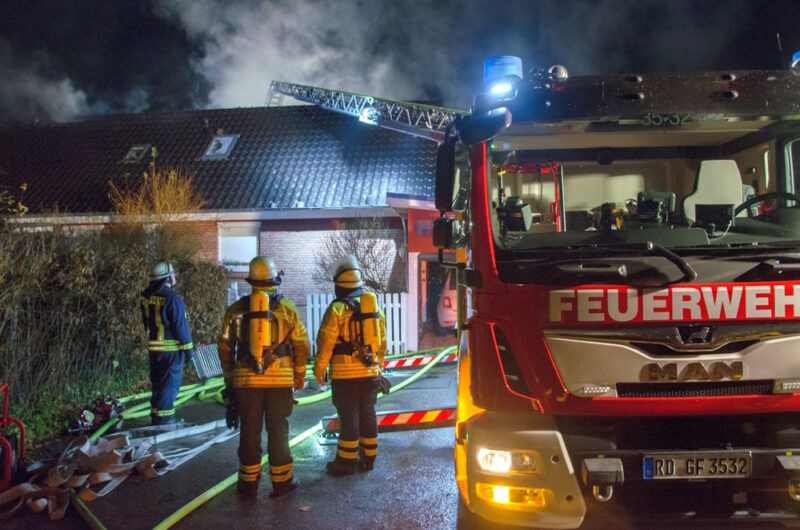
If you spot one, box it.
[433,217,466,249]
[435,142,457,212]
[458,107,512,146]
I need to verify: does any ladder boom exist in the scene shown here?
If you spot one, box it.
[269,81,467,142]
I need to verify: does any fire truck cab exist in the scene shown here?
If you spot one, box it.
[437,57,800,528]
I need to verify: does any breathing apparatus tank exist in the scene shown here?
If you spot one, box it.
[359,291,381,357]
[249,291,271,374]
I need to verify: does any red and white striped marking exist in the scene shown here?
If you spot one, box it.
[321,407,456,434]
[383,354,457,369]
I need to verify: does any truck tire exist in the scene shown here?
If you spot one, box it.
[457,495,481,529]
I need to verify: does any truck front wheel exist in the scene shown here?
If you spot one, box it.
[457,494,486,529]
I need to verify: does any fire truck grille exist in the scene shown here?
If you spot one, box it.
[629,340,758,356]
[616,380,774,398]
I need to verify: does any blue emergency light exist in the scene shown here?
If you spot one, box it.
[484,56,523,97]
[490,81,514,95]
[793,50,800,73]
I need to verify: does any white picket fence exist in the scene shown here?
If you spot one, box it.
[306,292,407,356]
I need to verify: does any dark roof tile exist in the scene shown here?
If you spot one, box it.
[0,106,436,214]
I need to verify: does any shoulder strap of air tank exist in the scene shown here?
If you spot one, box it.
[333,295,360,315]
[334,295,379,322]
[269,293,284,311]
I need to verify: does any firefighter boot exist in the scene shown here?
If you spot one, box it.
[237,478,259,498]
[326,459,356,476]
[358,437,377,471]
[270,477,299,497]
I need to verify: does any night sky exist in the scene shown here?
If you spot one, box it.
[1,0,799,125]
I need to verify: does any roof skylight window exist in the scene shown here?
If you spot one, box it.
[201,134,239,160]
[121,144,150,164]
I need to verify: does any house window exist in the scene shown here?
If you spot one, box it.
[219,222,260,271]
[201,134,239,160]
[121,144,150,164]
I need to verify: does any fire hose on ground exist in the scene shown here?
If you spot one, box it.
[153,345,456,530]
[3,345,455,527]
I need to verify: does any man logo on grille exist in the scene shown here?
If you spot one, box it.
[642,361,743,382]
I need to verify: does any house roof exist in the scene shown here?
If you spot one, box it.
[0,106,437,214]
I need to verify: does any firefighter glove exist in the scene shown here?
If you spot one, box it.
[378,375,392,395]
[294,374,305,391]
[221,388,239,430]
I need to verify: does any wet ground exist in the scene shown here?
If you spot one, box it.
[8,357,800,529]
[7,364,459,530]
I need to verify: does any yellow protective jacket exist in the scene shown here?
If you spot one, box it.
[218,290,310,389]
[313,293,387,380]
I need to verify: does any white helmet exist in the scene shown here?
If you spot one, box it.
[247,256,281,286]
[150,260,175,281]
[332,255,363,289]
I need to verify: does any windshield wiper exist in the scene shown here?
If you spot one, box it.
[759,259,800,273]
[502,241,698,285]
[555,261,629,279]
[585,241,697,283]
[736,258,800,282]
[637,241,697,283]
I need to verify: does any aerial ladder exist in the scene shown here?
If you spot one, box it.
[267,81,467,143]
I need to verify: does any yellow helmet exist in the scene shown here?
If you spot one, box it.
[150,260,175,281]
[332,254,363,288]
[247,256,280,286]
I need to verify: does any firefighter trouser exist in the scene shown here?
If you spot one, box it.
[237,387,294,490]
[331,378,379,468]
[149,351,184,425]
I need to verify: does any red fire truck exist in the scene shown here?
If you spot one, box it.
[434,56,800,527]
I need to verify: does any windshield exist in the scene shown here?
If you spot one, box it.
[489,117,800,252]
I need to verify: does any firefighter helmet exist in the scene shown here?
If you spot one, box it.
[150,260,175,281]
[332,255,363,289]
[247,256,281,286]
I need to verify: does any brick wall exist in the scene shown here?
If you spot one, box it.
[259,217,405,317]
[191,216,408,322]
[193,221,219,262]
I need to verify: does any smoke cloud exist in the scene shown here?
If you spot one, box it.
[1,0,798,124]
[151,0,778,111]
[0,39,89,124]
[151,0,460,108]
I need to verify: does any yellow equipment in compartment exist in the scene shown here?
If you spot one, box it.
[359,291,381,356]
[249,291,272,374]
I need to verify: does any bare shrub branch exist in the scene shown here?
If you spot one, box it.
[313,217,405,293]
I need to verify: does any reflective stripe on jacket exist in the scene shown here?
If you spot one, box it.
[141,281,194,355]
[217,289,310,388]
[313,294,387,380]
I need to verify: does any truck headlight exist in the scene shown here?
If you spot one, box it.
[476,447,537,474]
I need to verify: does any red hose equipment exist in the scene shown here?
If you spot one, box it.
[0,383,25,492]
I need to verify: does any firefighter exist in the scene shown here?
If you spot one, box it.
[217,256,310,497]
[313,255,387,475]
[140,260,195,425]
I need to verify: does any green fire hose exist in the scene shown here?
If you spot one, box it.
[152,345,456,530]
[77,345,454,529]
